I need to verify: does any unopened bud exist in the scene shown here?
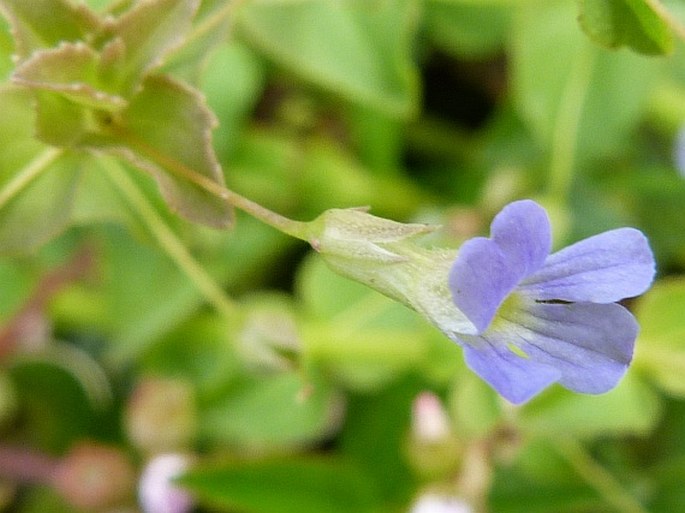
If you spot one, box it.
[52,442,135,510]
[412,392,452,443]
[237,297,301,371]
[405,392,462,481]
[125,377,197,454]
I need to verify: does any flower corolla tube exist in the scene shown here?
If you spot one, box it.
[310,200,655,404]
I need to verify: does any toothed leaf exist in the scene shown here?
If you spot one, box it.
[578,0,673,55]
[92,75,233,228]
[0,0,100,60]
[12,42,126,111]
[107,0,200,92]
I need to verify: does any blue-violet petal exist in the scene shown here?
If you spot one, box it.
[459,335,560,404]
[449,200,552,333]
[520,228,655,302]
[490,199,551,276]
[497,301,637,394]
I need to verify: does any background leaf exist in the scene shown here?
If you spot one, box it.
[518,373,662,438]
[200,371,342,449]
[0,151,81,255]
[578,0,673,55]
[181,457,379,513]
[236,0,420,117]
[0,88,81,254]
[108,0,199,92]
[634,278,685,396]
[511,1,664,163]
[424,0,512,58]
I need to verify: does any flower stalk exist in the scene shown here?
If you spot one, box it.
[112,127,311,240]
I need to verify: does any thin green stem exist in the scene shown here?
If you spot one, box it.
[114,128,311,241]
[183,0,240,48]
[0,147,63,210]
[548,41,596,203]
[101,158,240,319]
[556,437,651,513]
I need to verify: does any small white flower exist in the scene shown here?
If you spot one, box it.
[410,492,472,513]
[138,453,193,513]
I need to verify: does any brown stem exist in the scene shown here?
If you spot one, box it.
[0,445,58,484]
[0,246,93,360]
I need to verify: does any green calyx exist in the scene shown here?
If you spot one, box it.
[308,207,475,338]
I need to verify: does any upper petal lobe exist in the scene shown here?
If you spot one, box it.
[520,228,655,303]
[449,237,520,334]
[449,200,552,333]
[490,199,551,276]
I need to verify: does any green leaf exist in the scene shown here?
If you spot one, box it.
[10,359,96,452]
[13,488,73,513]
[200,371,341,448]
[162,0,234,80]
[0,261,34,322]
[514,438,580,486]
[296,255,431,391]
[0,87,44,171]
[227,129,428,221]
[449,371,502,438]
[424,1,512,58]
[236,0,420,117]
[99,224,202,364]
[0,88,81,254]
[33,90,93,147]
[650,456,685,513]
[623,171,685,267]
[337,377,417,504]
[636,278,685,341]
[634,278,685,396]
[136,313,242,391]
[107,0,200,92]
[181,457,379,513]
[96,74,234,228]
[517,373,661,438]
[512,2,664,163]
[578,0,673,55]
[0,0,100,60]
[490,468,598,513]
[12,42,126,110]
[201,41,266,160]
[101,215,298,367]
[0,151,81,255]
[0,15,14,80]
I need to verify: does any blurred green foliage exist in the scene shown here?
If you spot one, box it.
[1,1,685,512]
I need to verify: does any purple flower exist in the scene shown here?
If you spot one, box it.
[310,200,655,404]
[448,200,655,404]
